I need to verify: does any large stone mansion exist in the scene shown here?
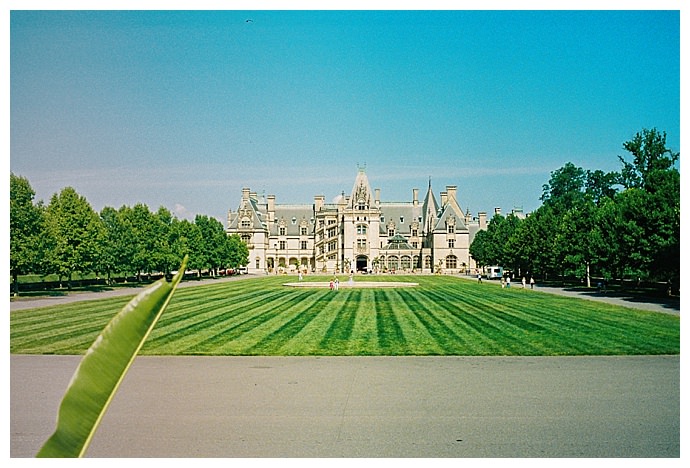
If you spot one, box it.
[226,169,490,275]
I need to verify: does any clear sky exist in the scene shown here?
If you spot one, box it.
[8,4,681,223]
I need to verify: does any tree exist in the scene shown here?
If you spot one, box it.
[613,128,680,282]
[169,218,203,272]
[541,162,586,211]
[194,215,229,276]
[618,128,679,191]
[121,203,159,280]
[98,207,122,284]
[226,233,249,269]
[10,173,45,295]
[44,187,105,289]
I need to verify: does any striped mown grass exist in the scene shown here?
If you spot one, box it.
[10,275,680,356]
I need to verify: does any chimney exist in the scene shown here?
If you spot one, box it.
[479,212,487,230]
[494,207,502,216]
[241,187,250,201]
[267,195,275,222]
[250,191,257,201]
[446,185,457,203]
[314,195,325,212]
[375,188,381,206]
[413,188,419,206]
[440,191,448,206]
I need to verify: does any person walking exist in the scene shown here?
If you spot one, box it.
[530,277,535,290]
[522,277,526,288]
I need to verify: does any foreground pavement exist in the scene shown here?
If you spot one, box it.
[11,354,679,458]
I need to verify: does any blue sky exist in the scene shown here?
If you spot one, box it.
[9,6,681,222]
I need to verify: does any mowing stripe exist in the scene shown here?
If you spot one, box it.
[374,290,408,354]
[156,288,306,354]
[247,289,339,354]
[319,290,360,354]
[143,288,291,352]
[396,288,466,354]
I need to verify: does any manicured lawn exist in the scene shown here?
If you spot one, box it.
[10,275,680,356]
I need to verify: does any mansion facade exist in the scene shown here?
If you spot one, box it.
[226,169,488,275]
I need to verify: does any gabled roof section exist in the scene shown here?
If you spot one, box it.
[229,196,266,230]
[433,203,468,232]
[348,167,374,209]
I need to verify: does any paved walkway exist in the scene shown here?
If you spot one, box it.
[10,354,680,457]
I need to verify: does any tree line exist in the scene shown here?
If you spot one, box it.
[469,128,679,290]
[10,177,249,295]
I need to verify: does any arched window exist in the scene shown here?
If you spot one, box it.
[387,256,399,271]
[401,255,412,270]
[446,255,458,269]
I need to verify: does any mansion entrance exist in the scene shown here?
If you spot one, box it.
[356,255,368,272]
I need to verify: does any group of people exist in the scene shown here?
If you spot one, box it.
[476,271,535,289]
[329,271,355,291]
[499,276,535,289]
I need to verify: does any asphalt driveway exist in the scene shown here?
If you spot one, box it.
[11,354,679,458]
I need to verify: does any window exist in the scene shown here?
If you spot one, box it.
[300,241,308,250]
[412,242,418,248]
[279,227,286,236]
[300,227,308,236]
[448,225,455,233]
[448,239,455,248]
[328,240,337,251]
[279,241,286,250]
[357,239,367,249]
[401,256,411,270]
[446,255,458,269]
[400,216,404,223]
[387,256,399,271]
[328,227,337,238]
[241,219,251,228]
[411,229,418,237]
[424,256,432,269]
[291,217,297,225]
[241,234,251,244]
[357,224,367,235]
[388,229,395,237]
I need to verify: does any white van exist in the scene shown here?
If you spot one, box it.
[486,266,503,279]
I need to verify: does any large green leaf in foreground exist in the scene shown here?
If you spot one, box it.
[36,257,187,458]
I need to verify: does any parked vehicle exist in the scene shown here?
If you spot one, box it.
[486,266,504,279]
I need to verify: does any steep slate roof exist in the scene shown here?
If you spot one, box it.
[421,181,440,234]
[379,202,423,236]
[228,196,266,230]
[271,205,315,236]
[348,168,374,209]
[433,203,468,232]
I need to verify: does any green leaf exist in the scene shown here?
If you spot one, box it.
[36,256,188,458]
